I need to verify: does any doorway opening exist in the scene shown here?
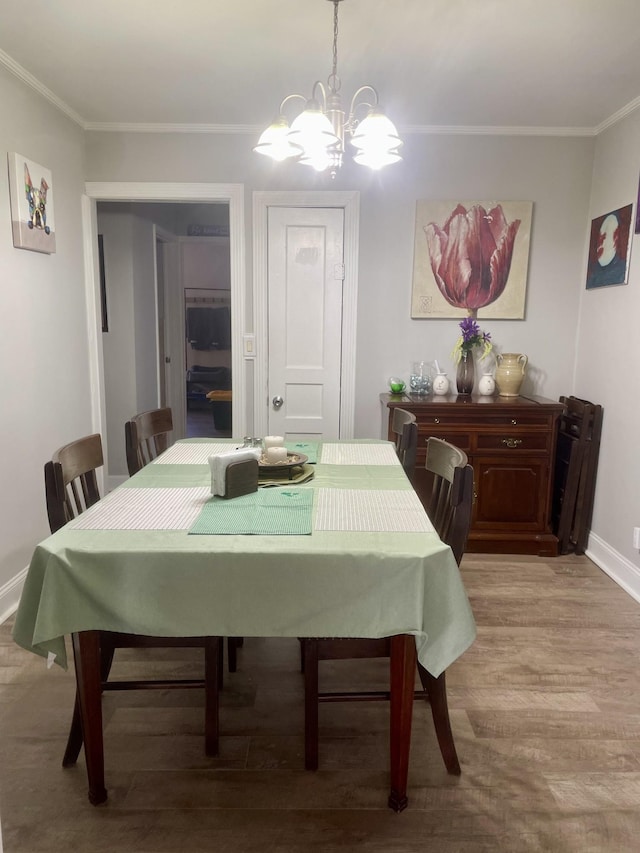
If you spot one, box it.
[83,183,246,490]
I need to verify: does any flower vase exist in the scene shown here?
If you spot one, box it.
[456,349,475,394]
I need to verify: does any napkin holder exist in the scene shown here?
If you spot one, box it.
[224,459,259,499]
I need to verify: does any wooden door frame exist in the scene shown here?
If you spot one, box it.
[252,191,360,439]
[81,183,247,476]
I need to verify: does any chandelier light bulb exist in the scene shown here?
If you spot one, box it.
[253,116,302,161]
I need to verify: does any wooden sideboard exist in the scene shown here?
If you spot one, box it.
[381,393,564,556]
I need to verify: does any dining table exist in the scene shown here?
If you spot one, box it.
[13,438,476,812]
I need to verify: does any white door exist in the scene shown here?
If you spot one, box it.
[267,207,344,439]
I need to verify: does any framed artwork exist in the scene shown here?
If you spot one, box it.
[7,153,56,254]
[411,200,533,319]
[586,204,633,290]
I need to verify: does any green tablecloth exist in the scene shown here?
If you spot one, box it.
[13,439,476,677]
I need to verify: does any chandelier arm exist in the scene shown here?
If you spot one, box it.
[311,81,328,109]
[278,93,309,114]
[348,85,379,114]
[345,85,379,131]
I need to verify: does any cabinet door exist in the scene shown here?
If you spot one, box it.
[474,457,548,530]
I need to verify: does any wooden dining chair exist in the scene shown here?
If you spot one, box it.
[390,407,418,477]
[44,432,220,766]
[125,406,174,476]
[125,409,243,672]
[300,437,474,774]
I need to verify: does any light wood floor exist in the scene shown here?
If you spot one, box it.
[2,553,640,852]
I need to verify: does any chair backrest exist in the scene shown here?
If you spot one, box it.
[391,407,418,475]
[125,407,173,476]
[424,437,474,566]
[44,433,104,533]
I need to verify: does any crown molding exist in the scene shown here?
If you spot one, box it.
[401,124,596,137]
[0,48,85,127]
[83,122,258,134]
[85,121,598,138]
[2,46,639,140]
[595,93,640,134]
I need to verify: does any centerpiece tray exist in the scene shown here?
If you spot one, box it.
[258,451,308,475]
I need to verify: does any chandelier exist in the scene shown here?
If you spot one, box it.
[254,0,403,178]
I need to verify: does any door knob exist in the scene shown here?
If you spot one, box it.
[272,395,284,409]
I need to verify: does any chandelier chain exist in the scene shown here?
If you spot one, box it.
[332,0,339,81]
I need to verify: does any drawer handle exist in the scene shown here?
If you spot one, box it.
[434,418,440,424]
[502,438,523,448]
[511,419,517,425]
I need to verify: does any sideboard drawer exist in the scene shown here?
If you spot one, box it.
[476,433,549,453]
[417,431,472,453]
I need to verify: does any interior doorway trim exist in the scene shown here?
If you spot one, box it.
[82,182,246,464]
[252,190,360,439]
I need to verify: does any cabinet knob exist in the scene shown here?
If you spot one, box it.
[511,419,517,425]
[434,418,440,424]
[502,438,523,448]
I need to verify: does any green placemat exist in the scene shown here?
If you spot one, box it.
[285,441,319,464]
[189,488,313,535]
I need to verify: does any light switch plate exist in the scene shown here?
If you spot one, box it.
[243,334,256,358]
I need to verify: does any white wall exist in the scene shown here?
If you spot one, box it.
[98,207,165,480]
[0,66,90,619]
[98,209,138,478]
[575,109,640,597]
[85,130,594,431]
[132,215,160,415]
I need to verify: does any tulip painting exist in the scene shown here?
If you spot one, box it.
[411,200,532,320]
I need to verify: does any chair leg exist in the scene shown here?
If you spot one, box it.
[302,639,319,770]
[62,635,115,768]
[227,637,242,673]
[204,638,220,757]
[417,664,461,775]
[217,639,224,689]
[62,694,84,767]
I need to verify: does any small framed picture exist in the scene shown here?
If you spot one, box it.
[7,153,56,254]
[586,204,633,289]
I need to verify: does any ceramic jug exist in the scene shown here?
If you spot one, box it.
[478,373,496,396]
[495,353,528,397]
[433,372,450,396]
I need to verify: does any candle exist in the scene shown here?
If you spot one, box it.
[265,446,288,463]
[263,435,284,450]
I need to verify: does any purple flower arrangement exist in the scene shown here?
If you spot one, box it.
[453,318,493,363]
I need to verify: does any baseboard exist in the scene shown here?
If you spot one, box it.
[0,566,27,625]
[586,532,640,605]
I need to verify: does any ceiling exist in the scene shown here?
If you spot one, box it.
[2,0,640,134]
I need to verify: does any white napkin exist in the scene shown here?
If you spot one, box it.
[209,448,261,497]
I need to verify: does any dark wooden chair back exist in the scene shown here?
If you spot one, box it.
[125,407,173,476]
[423,437,474,566]
[391,407,418,476]
[43,430,221,768]
[301,436,474,776]
[45,433,104,533]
